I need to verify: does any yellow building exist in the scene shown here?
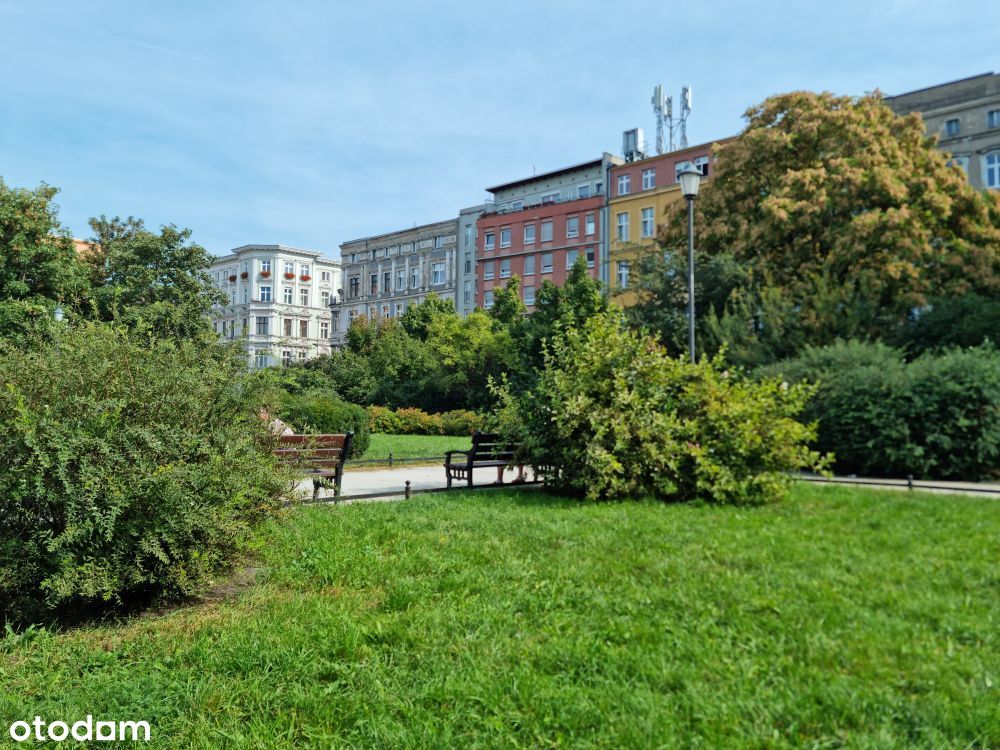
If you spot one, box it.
[607,139,729,305]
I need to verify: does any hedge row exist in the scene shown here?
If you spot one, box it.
[757,341,1000,480]
[367,406,484,436]
[277,392,371,456]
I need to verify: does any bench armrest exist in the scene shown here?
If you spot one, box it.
[444,450,469,466]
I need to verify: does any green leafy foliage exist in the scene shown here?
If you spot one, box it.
[494,309,826,504]
[891,294,1000,355]
[277,392,370,456]
[0,323,284,622]
[759,341,1000,479]
[367,406,483,436]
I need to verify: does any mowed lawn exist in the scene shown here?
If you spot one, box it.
[1,486,997,748]
[358,433,471,463]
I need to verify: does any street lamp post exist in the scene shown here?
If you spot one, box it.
[677,166,702,363]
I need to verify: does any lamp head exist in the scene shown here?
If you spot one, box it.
[678,166,702,199]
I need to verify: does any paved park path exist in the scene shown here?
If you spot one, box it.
[296,464,1000,504]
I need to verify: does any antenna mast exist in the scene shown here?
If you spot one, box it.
[652,84,693,153]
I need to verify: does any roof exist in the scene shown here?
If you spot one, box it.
[485,157,605,194]
[885,72,997,100]
[340,217,459,249]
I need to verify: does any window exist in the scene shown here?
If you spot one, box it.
[259,285,272,302]
[299,320,308,338]
[465,256,472,274]
[383,271,390,292]
[500,259,511,278]
[483,261,495,280]
[540,191,559,205]
[566,249,578,269]
[320,321,329,338]
[464,224,473,246]
[397,269,405,290]
[484,290,494,309]
[989,110,1000,129]
[256,316,269,335]
[410,266,419,288]
[349,276,359,298]
[524,255,535,275]
[694,156,709,176]
[297,351,306,361]
[254,350,269,368]
[511,200,523,211]
[283,317,293,336]
[261,259,271,273]
[322,270,331,282]
[435,235,444,248]
[300,288,309,306]
[566,216,579,238]
[283,287,293,304]
[578,184,590,199]
[241,317,248,333]
[523,285,535,306]
[243,288,249,304]
[540,221,553,242]
[524,224,536,244]
[617,174,631,195]
[945,119,960,137]
[485,231,495,251]
[300,264,311,277]
[616,212,630,241]
[381,305,390,318]
[321,290,330,306]
[641,207,655,238]
[500,228,511,248]
[617,261,630,289]
[370,273,378,295]
[586,246,595,268]
[642,168,655,190]
[986,153,1000,189]
[432,262,445,284]
[395,303,403,317]
[585,213,595,236]
[464,281,472,303]
[541,253,553,273]
[948,155,970,174]
[282,350,292,366]
[284,262,294,276]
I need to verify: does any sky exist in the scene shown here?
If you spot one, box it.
[1,1,997,260]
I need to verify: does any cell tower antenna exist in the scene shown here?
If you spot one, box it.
[651,84,666,155]
[679,85,692,149]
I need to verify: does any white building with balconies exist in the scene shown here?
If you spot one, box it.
[208,244,340,368]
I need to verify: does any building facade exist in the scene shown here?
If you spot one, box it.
[607,139,727,304]
[475,154,621,311]
[456,204,487,317]
[208,245,340,368]
[886,72,1000,190]
[333,218,459,347]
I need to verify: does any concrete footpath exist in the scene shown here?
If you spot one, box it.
[293,465,1000,504]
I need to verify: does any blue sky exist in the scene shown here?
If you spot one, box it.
[1,1,997,259]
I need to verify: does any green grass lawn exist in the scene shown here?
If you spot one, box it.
[1,485,997,748]
[358,433,471,463]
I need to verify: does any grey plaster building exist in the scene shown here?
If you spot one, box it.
[886,72,1000,191]
[456,204,489,317]
[332,218,459,348]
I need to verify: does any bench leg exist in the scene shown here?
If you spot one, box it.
[312,479,320,502]
[446,471,452,489]
[467,470,473,489]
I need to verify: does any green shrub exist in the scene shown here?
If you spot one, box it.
[439,409,484,436]
[892,294,1000,355]
[393,407,444,435]
[0,323,284,622]
[278,392,370,456]
[367,405,402,434]
[493,310,826,504]
[760,341,1000,479]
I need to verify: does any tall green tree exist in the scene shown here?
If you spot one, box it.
[629,91,1000,363]
[0,179,89,340]
[85,216,225,339]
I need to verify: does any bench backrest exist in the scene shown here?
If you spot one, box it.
[469,431,516,463]
[274,433,354,469]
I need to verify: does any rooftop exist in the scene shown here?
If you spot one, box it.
[485,157,606,194]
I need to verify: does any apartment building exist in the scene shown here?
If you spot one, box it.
[456,204,488,316]
[476,154,622,311]
[607,138,729,304]
[208,244,340,368]
[886,72,1000,190]
[334,218,459,347]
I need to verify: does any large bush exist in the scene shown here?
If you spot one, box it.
[278,392,370,456]
[493,311,826,504]
[0,324,284,621]
[759,341,1000,479]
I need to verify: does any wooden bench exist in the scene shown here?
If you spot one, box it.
[274,433,354,501]
[444,431,523,489]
